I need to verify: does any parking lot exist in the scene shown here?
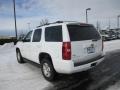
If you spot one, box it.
[0,40,120,90]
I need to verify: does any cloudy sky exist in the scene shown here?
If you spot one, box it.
[0,0,120,36]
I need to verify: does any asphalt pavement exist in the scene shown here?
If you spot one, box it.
[43,49,120,90]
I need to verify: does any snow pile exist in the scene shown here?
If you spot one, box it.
[104,40,120,53]
[0,42,14,50]
[0,43,15,53]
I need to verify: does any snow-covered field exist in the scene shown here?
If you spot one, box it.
[0,43,53,90]
[0,40,120,90]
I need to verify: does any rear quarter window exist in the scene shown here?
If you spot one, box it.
[45,26,62,42]
[67,25,101,41]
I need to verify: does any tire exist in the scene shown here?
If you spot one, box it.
[16,50,25,63]
[41,58,56,81]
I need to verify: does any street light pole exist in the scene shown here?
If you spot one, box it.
[117,15,120,29]
[13,0,17,39]
[86,8,91,23]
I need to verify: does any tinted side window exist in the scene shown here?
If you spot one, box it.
[24,31,32,42]
[45,26,62,42]
[32,29,42,42]
[67,25,101,41]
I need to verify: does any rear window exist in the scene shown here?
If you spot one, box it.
[67,25,101,41]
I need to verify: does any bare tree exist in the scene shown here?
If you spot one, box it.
[18,31,25,40]
[40,19,49,26]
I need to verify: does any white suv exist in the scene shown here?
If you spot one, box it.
[16,21,104,81]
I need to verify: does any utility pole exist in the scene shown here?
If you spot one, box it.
[86,8,91,23]
[13,0,18,39]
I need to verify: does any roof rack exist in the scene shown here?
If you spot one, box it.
[55,21,79,23]
[37,23,49,28]
[36,21,79,28]
[36,21,62,28]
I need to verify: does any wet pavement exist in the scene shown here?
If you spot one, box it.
[40,49,120,90]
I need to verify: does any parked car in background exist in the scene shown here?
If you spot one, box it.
[109,30,117,40]
[99,30,112,41]
[16,21,104,81]
[116,31,120,39]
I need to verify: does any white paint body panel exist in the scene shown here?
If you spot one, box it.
[16,22,104,74]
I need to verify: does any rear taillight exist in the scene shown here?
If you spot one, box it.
[62,42,71,60]
[102,40,104,51]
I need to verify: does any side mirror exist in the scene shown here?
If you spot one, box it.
[21,39,25,42]
[18,36,25,42]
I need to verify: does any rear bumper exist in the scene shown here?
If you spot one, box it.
[54,56,104,74]
[74,55,104,67]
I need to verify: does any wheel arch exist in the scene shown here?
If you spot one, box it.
[16,47,20,52]
[39,52,53,65]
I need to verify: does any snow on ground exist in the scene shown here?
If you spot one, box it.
[0,42,14,49]
[0,40,120,90]
[0,43,53,90]
[104,40,120,52]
